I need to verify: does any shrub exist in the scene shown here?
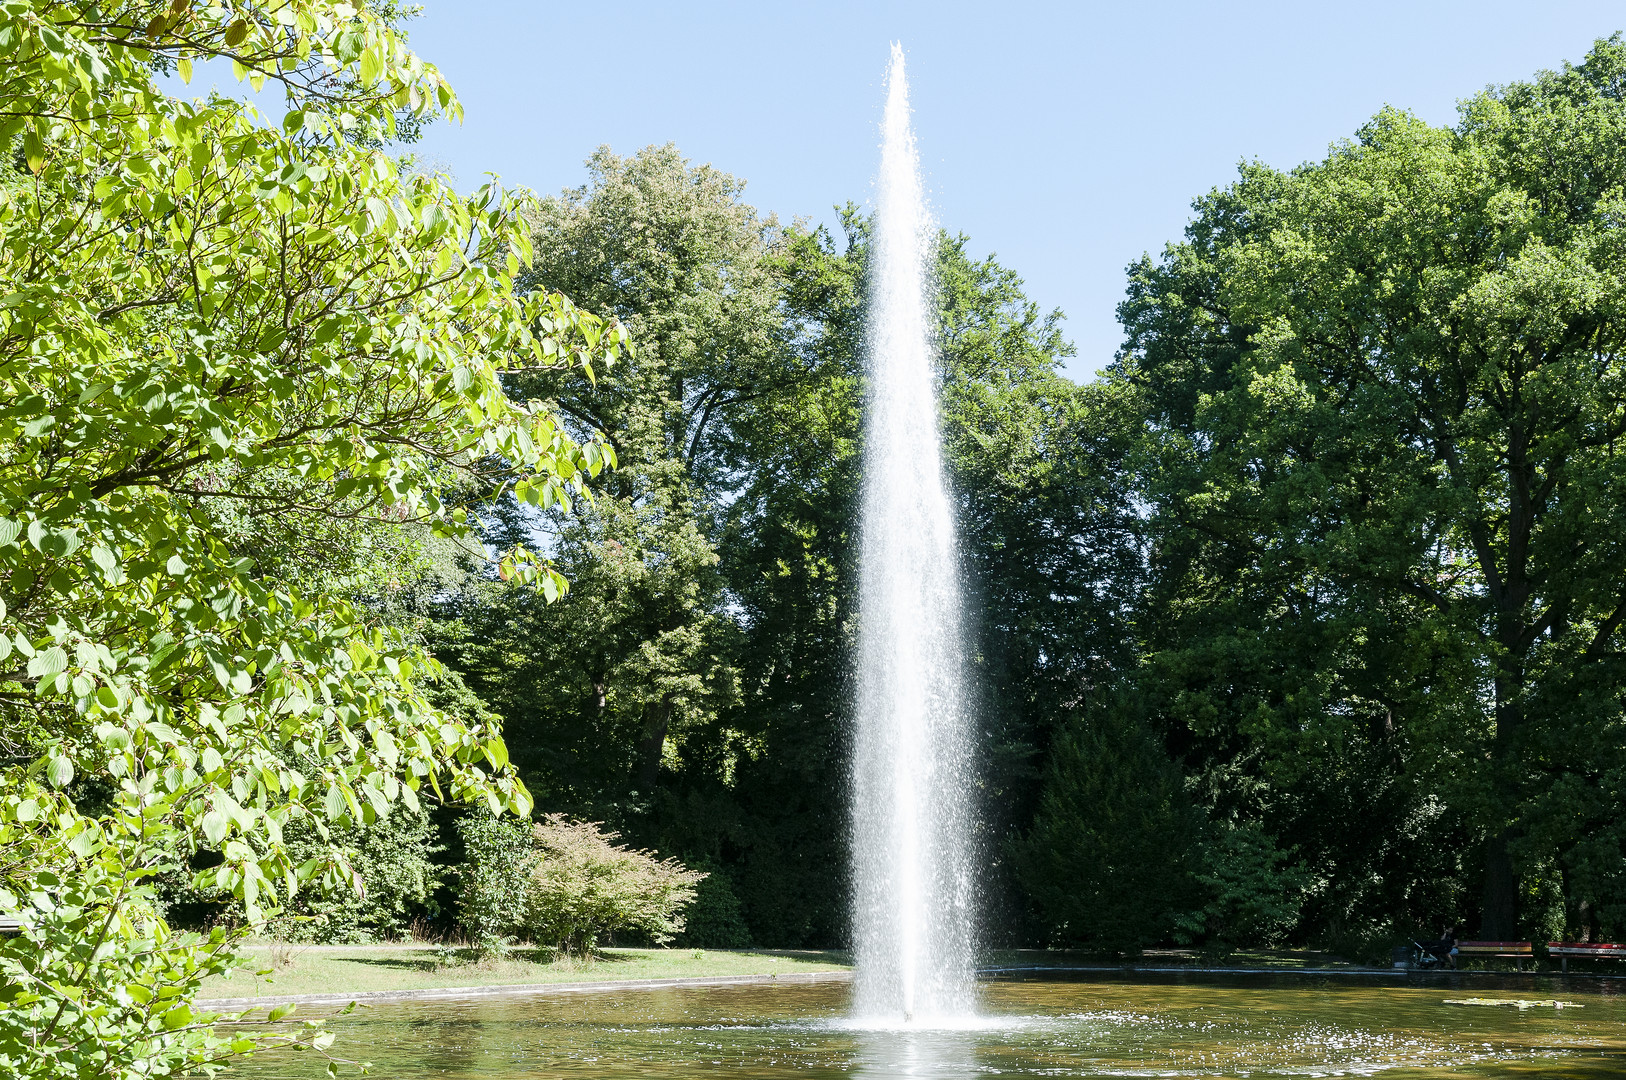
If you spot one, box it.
[677,861,752,948]
[454,814,538,952]
[455,814,706,954]
[523,816,705,954]
[156,793,446,944]
[271,805,444,943]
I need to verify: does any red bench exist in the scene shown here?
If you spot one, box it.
[1548,942,1626,973]
[1456,941,1534,969]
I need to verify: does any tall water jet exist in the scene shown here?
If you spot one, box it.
[851,42,976,1024]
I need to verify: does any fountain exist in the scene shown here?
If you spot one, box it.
[849,42,978,1026]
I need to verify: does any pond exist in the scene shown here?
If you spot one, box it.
[228,973,1626,1078]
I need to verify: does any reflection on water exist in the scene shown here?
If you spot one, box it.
[225,973,1626,1079]
[836,1010,1037,1079]
[848,1026,979,1079]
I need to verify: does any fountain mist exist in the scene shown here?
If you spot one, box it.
[850,42,977,1025]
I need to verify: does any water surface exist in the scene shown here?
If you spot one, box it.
[229,974,1626,1078]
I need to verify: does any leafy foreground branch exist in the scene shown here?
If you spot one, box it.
[0,3,626,1077]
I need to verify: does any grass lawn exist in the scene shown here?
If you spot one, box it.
[198,946,851,1002]
[198,944,1385,1004]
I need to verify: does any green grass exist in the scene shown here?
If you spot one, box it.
[198,946,851,1002]
[199,944,1388,1004]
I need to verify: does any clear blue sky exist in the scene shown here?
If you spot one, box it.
[386,2,1622,380]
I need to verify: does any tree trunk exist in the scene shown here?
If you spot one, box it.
[1480,830,1517,939]
[637,698,673,795]
[1479,664,1524,940]
[587,680,607,720]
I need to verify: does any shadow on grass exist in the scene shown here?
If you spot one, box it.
[319,946,853,978]
[327,947,636,973]
[333,957,439,973]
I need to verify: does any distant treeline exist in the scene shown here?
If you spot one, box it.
[351,36,1626,960]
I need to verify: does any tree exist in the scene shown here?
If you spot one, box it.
[1012,706,1202,955]
[433,146,787,827]
[709,215,865,945]
[1118,36,1626,942]
[428,187,1115,947]
[0,3,624,1075]
[934,237,1145,936]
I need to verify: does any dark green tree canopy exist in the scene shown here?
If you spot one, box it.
[1119,35,1626,942]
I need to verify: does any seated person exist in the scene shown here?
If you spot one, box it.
[1419,926,1458,968]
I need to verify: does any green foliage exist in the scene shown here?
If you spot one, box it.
[1117,34,1626,943]
[156,800,445,942]
[709,215,863,945]
[0,3,625,1075]
[427,180,1118,948]
[436,145,771,822]
[1013,708,1202,955]
[264,33,1626,967]
[453,812,702,955]
[521,815,704,954]
[677,860,751,948]
[272,803,443,943]
[1566,819,1626,940]
[1185,824,1311,952]
[714,211,1122,946]
[454,813,537,952]
[932,234,1144,936]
